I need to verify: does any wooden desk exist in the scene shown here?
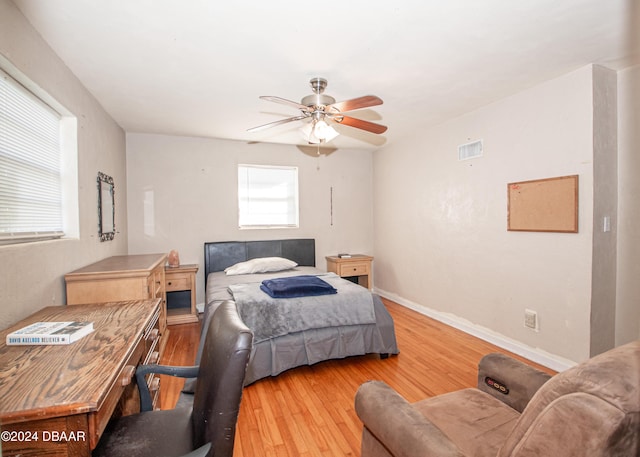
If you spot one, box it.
[0,299,161,457]
[326,255,374,290]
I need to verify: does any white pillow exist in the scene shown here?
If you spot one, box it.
[224,257,298,275]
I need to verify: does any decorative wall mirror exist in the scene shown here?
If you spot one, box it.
[97,172,115,241]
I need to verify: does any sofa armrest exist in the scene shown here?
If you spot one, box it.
[355,381,465,457]
[477,353,552,413]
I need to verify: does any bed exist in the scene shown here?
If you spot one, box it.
[199,239,399,385]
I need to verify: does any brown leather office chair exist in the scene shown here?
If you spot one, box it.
[356,340,640,457]
[93,301,253,457]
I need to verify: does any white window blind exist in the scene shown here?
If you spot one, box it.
[0,68,64,241]
[238,164,299,228]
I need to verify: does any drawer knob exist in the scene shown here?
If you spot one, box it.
[150,329,159,341]
[120,365,136,386]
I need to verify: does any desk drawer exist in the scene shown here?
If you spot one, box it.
[91,340,144,449]
[338,262,370,276]
[91,307,160,447]
[165,276,190,291]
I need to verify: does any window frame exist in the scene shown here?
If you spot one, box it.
[0,59,78,245]
[237,164,300,229]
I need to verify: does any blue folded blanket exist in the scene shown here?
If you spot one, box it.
[260,275,338,298]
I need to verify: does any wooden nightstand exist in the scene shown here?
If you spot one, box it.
[325,254,374,290]
[165,264,199,325]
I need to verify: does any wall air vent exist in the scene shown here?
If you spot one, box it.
[458,139,483,161]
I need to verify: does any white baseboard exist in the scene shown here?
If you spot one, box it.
[375,288,576,372]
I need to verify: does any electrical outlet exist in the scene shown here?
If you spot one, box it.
[524,309,538,331]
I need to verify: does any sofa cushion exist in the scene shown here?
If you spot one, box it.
[414,388,520,457]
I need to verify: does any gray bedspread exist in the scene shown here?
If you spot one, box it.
[229,273,376,343]
[201,266,399,385]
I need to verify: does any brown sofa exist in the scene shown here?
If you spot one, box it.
[355,340,639,456]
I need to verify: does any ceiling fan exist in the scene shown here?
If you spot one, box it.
[247,77,387,144]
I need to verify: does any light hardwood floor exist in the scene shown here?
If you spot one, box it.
[159,298,554,456]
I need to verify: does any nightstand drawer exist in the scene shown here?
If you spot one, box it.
[165,276,190,291]
[338,262,370,276]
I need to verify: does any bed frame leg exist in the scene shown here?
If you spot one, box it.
[380,353,389,359]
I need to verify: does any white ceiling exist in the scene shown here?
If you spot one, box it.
[12,0,639,150]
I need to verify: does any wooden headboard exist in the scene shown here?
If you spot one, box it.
[204,239,315,286]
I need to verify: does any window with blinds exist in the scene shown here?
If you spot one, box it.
[238,164,299,228]
[0,68,64,242]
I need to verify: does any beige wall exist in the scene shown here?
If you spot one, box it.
[616,64,640,345]
[0,0,127,329]
[373,65,600,365]
[125,133,374,306]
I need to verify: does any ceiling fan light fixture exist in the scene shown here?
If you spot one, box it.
[314,120,339,142]
[299,122,319,144]
[299,118,339,144]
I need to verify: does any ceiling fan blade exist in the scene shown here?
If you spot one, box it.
[247,115,307,133]
[259,96,311,112]
[327,95,383,113]
[333,115,387,134]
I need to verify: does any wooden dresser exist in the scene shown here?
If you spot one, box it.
[0,299,161,457]
[65,254,168,355]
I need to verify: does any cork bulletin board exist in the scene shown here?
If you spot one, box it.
[507,175,579,232]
